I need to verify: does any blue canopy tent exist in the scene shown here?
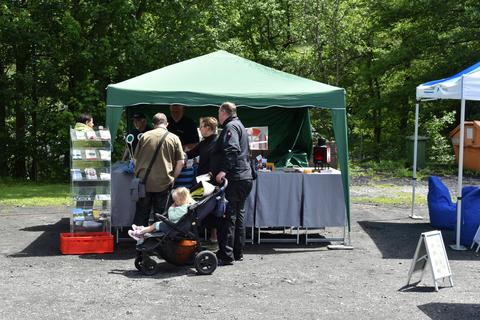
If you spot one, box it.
[412,62,480,250]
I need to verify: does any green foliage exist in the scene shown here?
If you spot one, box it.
[422,110,456,163]
[1,0,480,180]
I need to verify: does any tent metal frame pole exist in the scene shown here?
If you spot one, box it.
[410,100,423,219]
[451,76,467,250]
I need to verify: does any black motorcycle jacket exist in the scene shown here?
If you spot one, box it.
[214,116,252,181]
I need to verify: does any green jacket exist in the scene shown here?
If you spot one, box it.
[74,123,93,132]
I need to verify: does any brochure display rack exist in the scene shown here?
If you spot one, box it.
[60,127,114,254]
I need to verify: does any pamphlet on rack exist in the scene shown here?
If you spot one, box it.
[100,172,111,180]
[92,209,101,220]
[71,169,83,180]
[95,194,110,201]
[99,129,111,140]
[72,149,82,160]
[74,195,94,201]
[72,208,85,221]
[85,149,97,160]
[75,131,86,140]
[83,209,94,221]
[84,168,98,180]
[99,150,111,161]
[86,130,97,140]
[98,210,109,221]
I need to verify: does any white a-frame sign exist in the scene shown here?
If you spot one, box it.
[406,230,453,291]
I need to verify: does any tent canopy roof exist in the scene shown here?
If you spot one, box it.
[416,61,480,101]
[105,50,350,231]
[106,50,345,109]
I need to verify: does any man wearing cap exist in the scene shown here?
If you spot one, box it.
[133,113,184,226]
[123,112,153,160]
[167,104,199,151]
[131,112,153,152]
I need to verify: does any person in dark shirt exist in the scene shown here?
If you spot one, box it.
[167,104,200,151]
[131,112,153,152]
[186,116,219,244]
[186,117,218,176]
[123,112,153,160]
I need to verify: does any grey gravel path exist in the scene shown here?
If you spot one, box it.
[1,182,479,320]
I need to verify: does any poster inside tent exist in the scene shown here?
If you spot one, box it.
[246,127,268,150]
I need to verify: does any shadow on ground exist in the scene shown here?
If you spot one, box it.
[418,303,480,320]
[9,218,331,262]
[8,218,70,257]
[358,219,480,261]
[109,260,198,279]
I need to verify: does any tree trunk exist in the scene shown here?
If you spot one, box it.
[30,47,38,181]
[0,96,6,177]
[14,57,27,179]
[399,100,409,155]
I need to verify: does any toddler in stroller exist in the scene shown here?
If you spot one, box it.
[132,179,228,276]
[128,187,194,243]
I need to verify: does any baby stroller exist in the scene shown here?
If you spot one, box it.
[134,179,228,276]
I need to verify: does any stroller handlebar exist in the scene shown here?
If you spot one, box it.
[220,177,228,190]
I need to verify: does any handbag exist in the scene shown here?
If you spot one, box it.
[130,131,169,201]
[214,193,229,218]
[130,177,145,201]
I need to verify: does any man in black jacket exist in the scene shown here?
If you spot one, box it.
[214,102,253,265]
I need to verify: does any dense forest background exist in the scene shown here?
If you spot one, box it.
[2,0,480,181]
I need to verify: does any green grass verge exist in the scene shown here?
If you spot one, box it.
[0,182,70,207]
[350,183,427,206]
[352,195,427,206]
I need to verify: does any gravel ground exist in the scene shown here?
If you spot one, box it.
[1,177,480,320]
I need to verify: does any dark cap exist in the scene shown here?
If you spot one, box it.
[132,112,146,119]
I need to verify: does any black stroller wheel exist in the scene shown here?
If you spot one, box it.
[141,257,159,276]
[194,250,218,275]
[134,256,143,271]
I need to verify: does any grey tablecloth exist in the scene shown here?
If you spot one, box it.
[244,180,256,227]
[255,172,303,227]
[248,170,346,228]
[302,172,346,227]
[111,162,136,227]
[111,163,346,229]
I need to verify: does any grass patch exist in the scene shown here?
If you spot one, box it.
[352,195,427,206]
[0,182,70,207]
[350,183,427,206]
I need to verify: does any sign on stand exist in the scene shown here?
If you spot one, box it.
[471,226,480,253]
[406,230,453,291]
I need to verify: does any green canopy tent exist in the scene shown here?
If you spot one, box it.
[106,50,350,233]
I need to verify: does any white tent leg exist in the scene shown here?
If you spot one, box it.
[410,101,423,219]
[450,89,467,250]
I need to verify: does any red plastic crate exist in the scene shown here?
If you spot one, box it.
[60,232,114,255]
